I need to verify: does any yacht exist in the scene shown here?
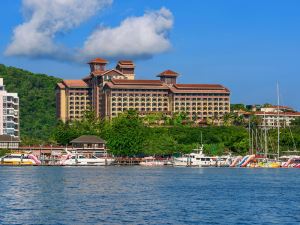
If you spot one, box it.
[0,153,41,166]
[60,151,114,166]
[173,145,214,167]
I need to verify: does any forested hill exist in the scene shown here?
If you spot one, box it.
[0,64,61,143]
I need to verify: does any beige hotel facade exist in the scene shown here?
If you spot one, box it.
[56,58,230,124]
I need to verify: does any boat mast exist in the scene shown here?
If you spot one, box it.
[277,82,280,159]
[248,118,251,154]
[264,111,268,158]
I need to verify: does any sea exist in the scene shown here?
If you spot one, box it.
[0,167,299,225]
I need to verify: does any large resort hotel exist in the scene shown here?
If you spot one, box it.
[56,58,230,124]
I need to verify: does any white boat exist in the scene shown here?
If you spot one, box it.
[0,153,41,166]
[140,157,166,167]
[173,145,214,167]
[215,155,233,167]
[60,151,114,166]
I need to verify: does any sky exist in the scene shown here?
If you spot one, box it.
[0,0,300,110]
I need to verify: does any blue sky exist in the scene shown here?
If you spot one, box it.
[1,0,300,109]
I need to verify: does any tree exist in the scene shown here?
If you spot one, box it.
[230,104,247,111]
[0,64,61,143]
[143,128,179,155]
[105,110,145,156]
[291,117,300,126]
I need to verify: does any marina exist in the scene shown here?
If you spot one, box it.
[1,149,300,168]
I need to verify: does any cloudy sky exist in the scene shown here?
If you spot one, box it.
[1,0,300,109]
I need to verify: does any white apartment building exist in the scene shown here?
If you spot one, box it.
[0,78,20,139]
[256,106,300,128]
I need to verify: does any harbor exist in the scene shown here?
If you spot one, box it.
[1,146,300,168]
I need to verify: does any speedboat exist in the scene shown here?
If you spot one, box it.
[0,153,41,166]
[60,152,114,166]
[173,145,214,167]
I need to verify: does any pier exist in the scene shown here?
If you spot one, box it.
[114,157,142,166]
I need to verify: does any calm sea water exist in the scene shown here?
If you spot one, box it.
[0,167,300,225]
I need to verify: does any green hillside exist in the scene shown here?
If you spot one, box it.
[0,64,61,144]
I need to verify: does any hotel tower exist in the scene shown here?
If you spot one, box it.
[56,58,230,124]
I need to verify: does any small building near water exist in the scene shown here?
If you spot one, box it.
[70,135,107,157]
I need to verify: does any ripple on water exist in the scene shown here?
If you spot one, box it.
[0,167,300,225]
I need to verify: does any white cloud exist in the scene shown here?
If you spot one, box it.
[81,7,173,60]
[5,0,112,59]
[5,1,174,62]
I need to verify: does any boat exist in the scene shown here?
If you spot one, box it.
[173,145,214,167]
[215,155,233,167]
[140,156,166,167]
[0,153,41,166]
[59,151,114,166]
[281,156,300,168]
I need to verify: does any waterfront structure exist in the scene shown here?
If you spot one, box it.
[70,135,107,157]
[56,58,230,124]
[0,78,19,139]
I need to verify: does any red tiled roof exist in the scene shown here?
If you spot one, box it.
[262,105,294,110]
[172,84,229,93]
[92,69,124,76]
[88,58,108,64]
[117,60,135,68]
[255,112,300,116]
[62,80,88,88]
[105,79,169,90]
[174,84,226,89]
[111,79,163,86]
[118,60,134,65]
[157,70,179,77]
[254,112,300,116]
[57,82,65,89]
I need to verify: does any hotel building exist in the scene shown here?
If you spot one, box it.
[56,58,230,124]
[0,78,20,148]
